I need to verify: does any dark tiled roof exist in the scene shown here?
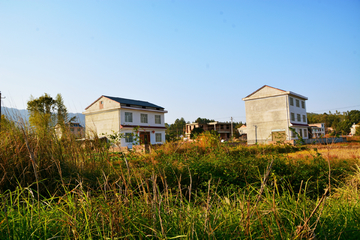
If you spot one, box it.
[70,123,83,127]
[104,96,164,109]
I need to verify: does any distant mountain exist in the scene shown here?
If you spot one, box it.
[1,107,28,121]
[68,112,85,125]
[1,107,85,125]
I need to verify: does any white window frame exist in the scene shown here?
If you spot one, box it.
[155,115,161,124]
[155,133,162,142]
[291,112,295,121]
[297,114,301,122]
[141,114,148,123]
[296,99,300,107]
[125,112,133,122]
[301,101,305,109]
[302,115,306,123]
[289,97,294,106]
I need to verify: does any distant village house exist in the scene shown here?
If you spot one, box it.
[185,121,233,140]
[350,123,359,136]
[55,122,85,139]
[308,123,325,138]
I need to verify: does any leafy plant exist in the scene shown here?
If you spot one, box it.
[289,127,305,145]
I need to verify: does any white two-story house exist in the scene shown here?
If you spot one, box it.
[242,85,309,144]
[83,95,167,148]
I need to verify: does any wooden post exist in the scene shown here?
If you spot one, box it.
[231,117,233,139]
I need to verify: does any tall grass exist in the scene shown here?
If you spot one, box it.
[0,118,359,239]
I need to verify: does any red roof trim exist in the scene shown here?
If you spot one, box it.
[121,125,167,130]
[290,123,309,127]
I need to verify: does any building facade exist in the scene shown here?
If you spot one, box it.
[185,121,232,140]
[83,95,167,148]
[242,85,309,144]
[309,123,325,138]
[238,125,247,135]
[350,123,359,136]
[55,122,85,139]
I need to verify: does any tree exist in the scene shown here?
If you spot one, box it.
[27,93,71,133]
[355,124,360,136]
[194,117,214,124]
[190,126,204,139]
[55,93,69,126]
[308,110,360,136]
[165,118,187,141]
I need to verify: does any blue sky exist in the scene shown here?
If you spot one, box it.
[1,0,359,124]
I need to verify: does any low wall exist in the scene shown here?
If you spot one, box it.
[300,137,347,145]
[110,144,152,153]
[254,137,346,146]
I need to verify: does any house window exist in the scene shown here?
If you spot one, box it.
[155,133,162,142]
[125,112,133,122]
[155,115,161,124]
[302,115,306,123]
[304,129,308,138]
[290,97,294,106]
[141,114,148,123]
[125,133,133,143]
[291,112,295,121]
[291,129,296,138]
[296,99,300,107]
[299,129,303,137]
[297,114,301,122]
[301,101,305,109]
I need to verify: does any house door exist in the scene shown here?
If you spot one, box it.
[140,132,150,145]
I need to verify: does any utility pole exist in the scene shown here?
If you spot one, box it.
[0,92,5,132]
[231,117,233,139]
[254,125,258,144]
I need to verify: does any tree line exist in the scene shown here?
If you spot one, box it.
[165,117,243,141]
[307,110,360,136]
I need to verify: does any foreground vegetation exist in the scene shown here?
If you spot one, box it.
[1,118,359,239]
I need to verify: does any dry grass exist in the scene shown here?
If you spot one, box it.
[287,145,360,163]
[332,165,360,201]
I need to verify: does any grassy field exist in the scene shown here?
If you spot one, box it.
[1,123,359,239]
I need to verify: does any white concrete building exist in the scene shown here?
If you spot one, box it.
[237,125,247,135]
[242,85,309,144]
[83,95,167,148]
[350,123,359,136]
[309,123,325,138]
